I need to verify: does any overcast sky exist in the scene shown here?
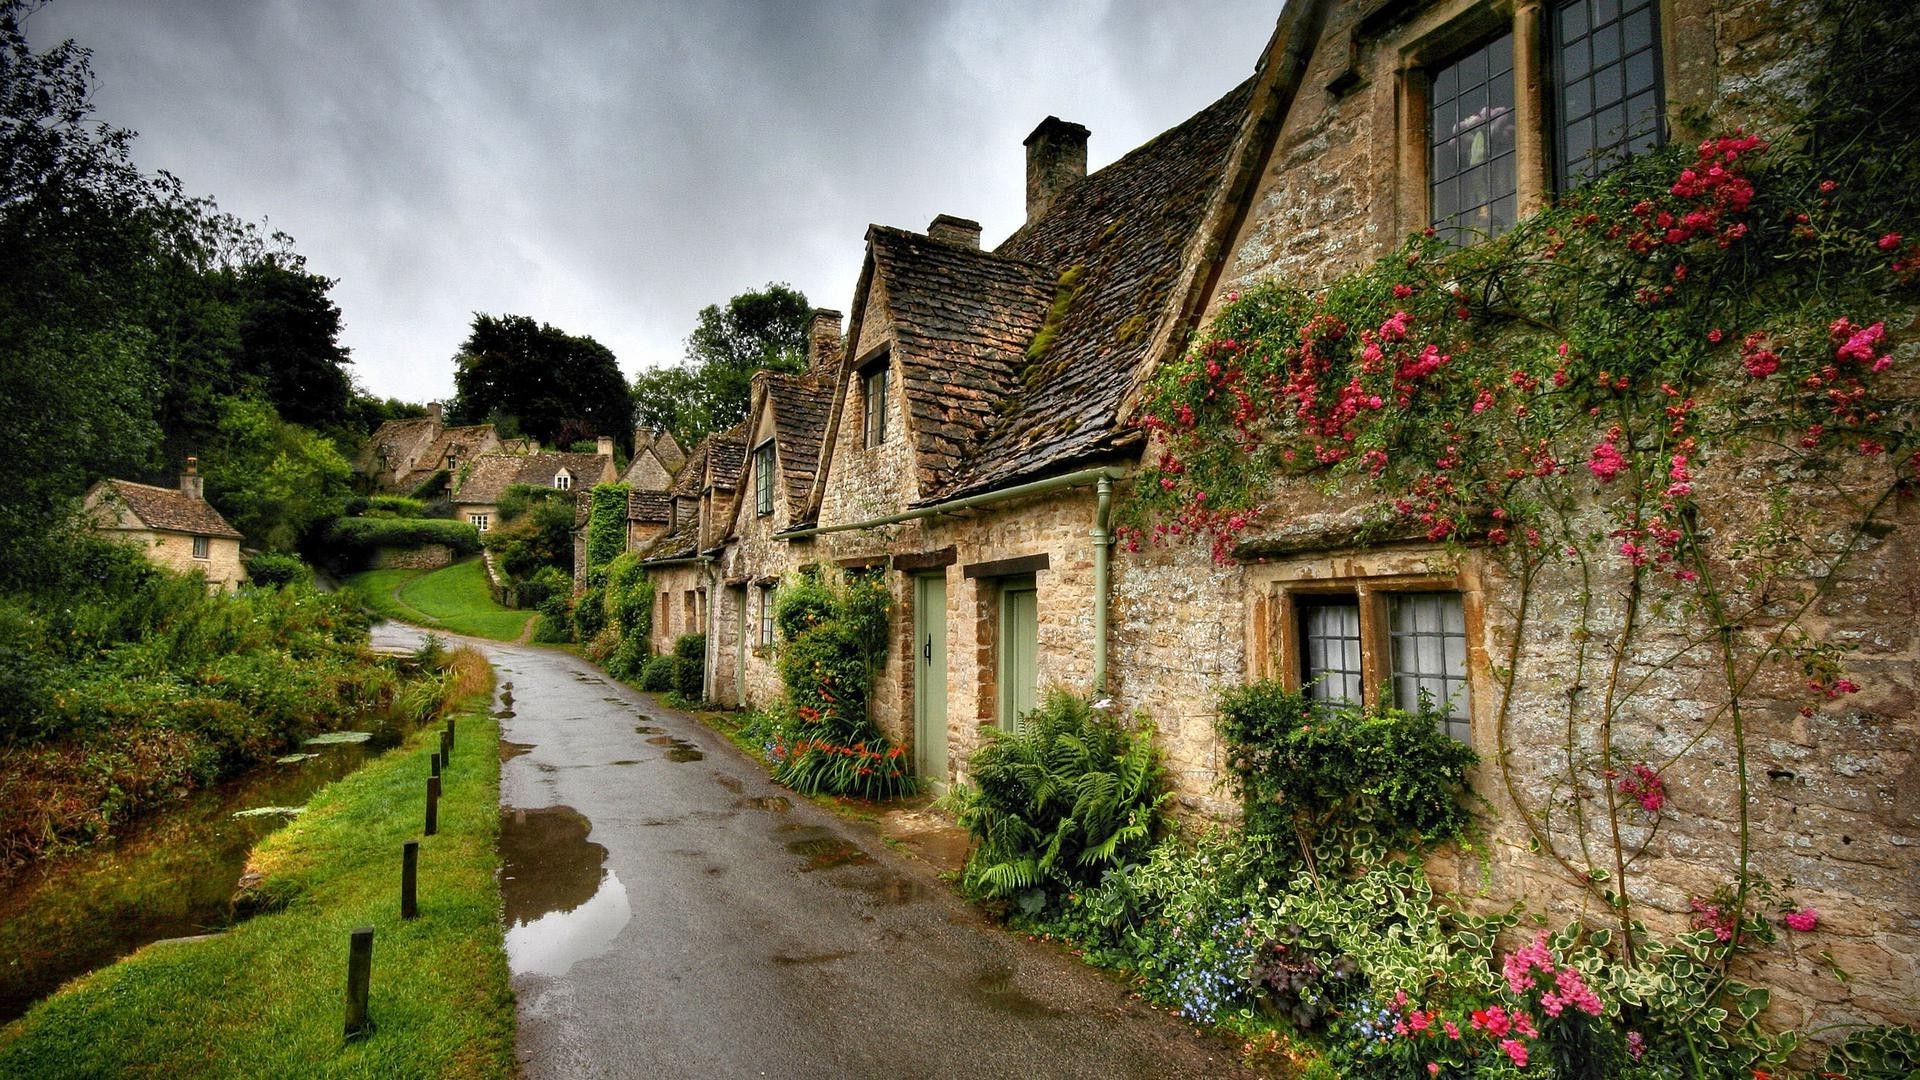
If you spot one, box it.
[27,1,1279,404]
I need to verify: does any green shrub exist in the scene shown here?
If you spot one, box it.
[517,565,571,611]
[671,634,705,699]
[572,583,606,642]
[531,592,573,643]
[244,552,312,588]
[951,690,1165,914]
[605,633,649,680]
[343,494,425,519]
[1216,681,1477,873]
[772,570,833,640]
[324,518,481,562]
[639,655,678,692]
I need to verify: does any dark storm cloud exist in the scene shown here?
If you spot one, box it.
[27,0,1278,403]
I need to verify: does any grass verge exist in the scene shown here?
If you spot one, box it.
[0,656,513,1079]
[348,558,532,642]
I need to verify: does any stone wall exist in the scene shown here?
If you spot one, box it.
[370,543,452,571]
[110,529,246,592]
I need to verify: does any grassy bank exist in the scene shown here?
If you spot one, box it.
[0,650,514,1079]
[348,558,532,642]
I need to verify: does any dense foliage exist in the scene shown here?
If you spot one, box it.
[0,537,448,873]
[584,483,629,575]
[322,517,481,564]
[950,691,1165,914]
[481,484,576,587]
[760,569,912,799]
[1217,682,1477,875]
[631,282,811,447]
[449,313,632,453]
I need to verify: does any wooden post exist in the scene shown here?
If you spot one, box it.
[430,751,440,780]
[344,926,374,1038]
[440,728,452,769]
[401,840,419,919]
[446,717,456,751]
[425,776,439,836]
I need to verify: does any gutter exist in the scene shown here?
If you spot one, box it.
[780,463,1127,696]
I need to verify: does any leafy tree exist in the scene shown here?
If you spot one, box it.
[482,484,577,582]
[449,314,631,452]
[633,282,810,446]
[229,258,354,431]
[203,396,353,551]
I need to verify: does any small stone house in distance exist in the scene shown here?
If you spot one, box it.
[449,440,617,534]
[358,403,507,495]
[633,0,1918,1039]
[84,458,245,591]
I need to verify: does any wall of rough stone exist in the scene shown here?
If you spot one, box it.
[370,544,452,571]
[820,275,921,526]
[646,563,705,658]
[104,528,246,591]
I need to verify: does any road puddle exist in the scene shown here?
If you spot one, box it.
[736,795,792,813]
[712,772,744,793]
[499,805,630,978]
[770,950,850,966]
[786,833,872,872]
[500,740,535,761]
[633,724,663,734]
[609,759,640,766]
[645,734,704,762]
[844,873,928,906]
[970,963,1056,1018]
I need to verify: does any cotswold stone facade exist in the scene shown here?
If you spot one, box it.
[630,0,1915,1036]
[84,462,246,591]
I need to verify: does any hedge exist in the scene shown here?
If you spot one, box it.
[324,517,481,559]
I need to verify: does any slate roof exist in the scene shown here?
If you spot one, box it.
[762,372,836,515]
[451,450,611,505]
[669,442,710,498]
[627,489,670,523]
[863,228,1058,495]
[931,78,1256,498]
[360,416,437,474]
[400,424,498,490]
[707,428,747,490]
[96,480,243,539]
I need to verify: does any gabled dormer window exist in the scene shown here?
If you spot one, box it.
[554,471,572,491]
[753,441,775,516]
[862,358,889,448]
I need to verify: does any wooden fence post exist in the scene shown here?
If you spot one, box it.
[344,926,374,1038]
[401,840,419,920]
[425,775,439,836]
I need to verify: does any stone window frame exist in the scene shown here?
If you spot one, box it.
[859,352,890,449]
[1392,0,1672,242]
[554,471,572,491]
[1249,557,1490,746]
[191,534,211,560]
[752,440,776,517]
[754,580,778,652]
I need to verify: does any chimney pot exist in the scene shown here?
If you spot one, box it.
[181,457,205,501]
[927,214,982,249]
[1023,116,1090,224]
[806,309,844,371]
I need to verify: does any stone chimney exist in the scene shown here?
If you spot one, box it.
[180,457,205,501]
[1023,116,1089,224]
[426,402,443,423]
[927,214,982,249]
[596,435,615,459]
[806,309,844,371]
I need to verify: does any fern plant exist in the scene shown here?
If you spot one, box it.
[951,690,1167,914]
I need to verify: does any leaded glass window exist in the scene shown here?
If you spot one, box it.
[753,442,775,516]
[1430,32,1517,241]
[1300,598,1364,706]
[1554,0,1663,190]
[1388,592,1472,742]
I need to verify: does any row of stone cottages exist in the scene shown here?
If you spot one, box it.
[394,0,1919,1033]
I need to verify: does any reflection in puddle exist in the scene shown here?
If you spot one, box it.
[970,963,1056,1018]
[499,806,631,978]
[736,796,792,813]
[771,950,850,966]
[712,773,744,793]
[646,734,704,762]
[845,873,928,906]
[500,740,535,761]
[633,725,663,734]
[609,760,640,766]
[786,833,872,872]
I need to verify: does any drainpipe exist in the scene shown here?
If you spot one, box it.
[1091,474,1113,695]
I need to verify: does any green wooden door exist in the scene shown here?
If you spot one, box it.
[912,573,948,788]
[998,577,1038,731]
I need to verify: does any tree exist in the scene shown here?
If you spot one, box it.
[448,313,632,451]
[230,258,354,432]
[203,396,353,551]
[633,282,810,446]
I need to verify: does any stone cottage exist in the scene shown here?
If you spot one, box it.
[358,403,511,495]
[84,458,245,591]
[448,440,617,535]
[625,0,1916,1038]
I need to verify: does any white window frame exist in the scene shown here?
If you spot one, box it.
[191,535,210,560]
[470,513,490,532]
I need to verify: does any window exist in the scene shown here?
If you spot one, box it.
[1275,585,1473,742]
[753,441,775,516]
[191,535,210,560]
[469,513,490,532]
[554,471,571,491]
[1429,32,1517,241]
[1299,597,1364,706]
[757,585,775,647]
[1387,593,1473,742]
[862,362,889,448]
[1553,0,1663,190]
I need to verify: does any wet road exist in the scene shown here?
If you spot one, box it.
[375,624,1250,1080]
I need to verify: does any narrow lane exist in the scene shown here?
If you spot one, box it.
[376,624,1250,1080]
